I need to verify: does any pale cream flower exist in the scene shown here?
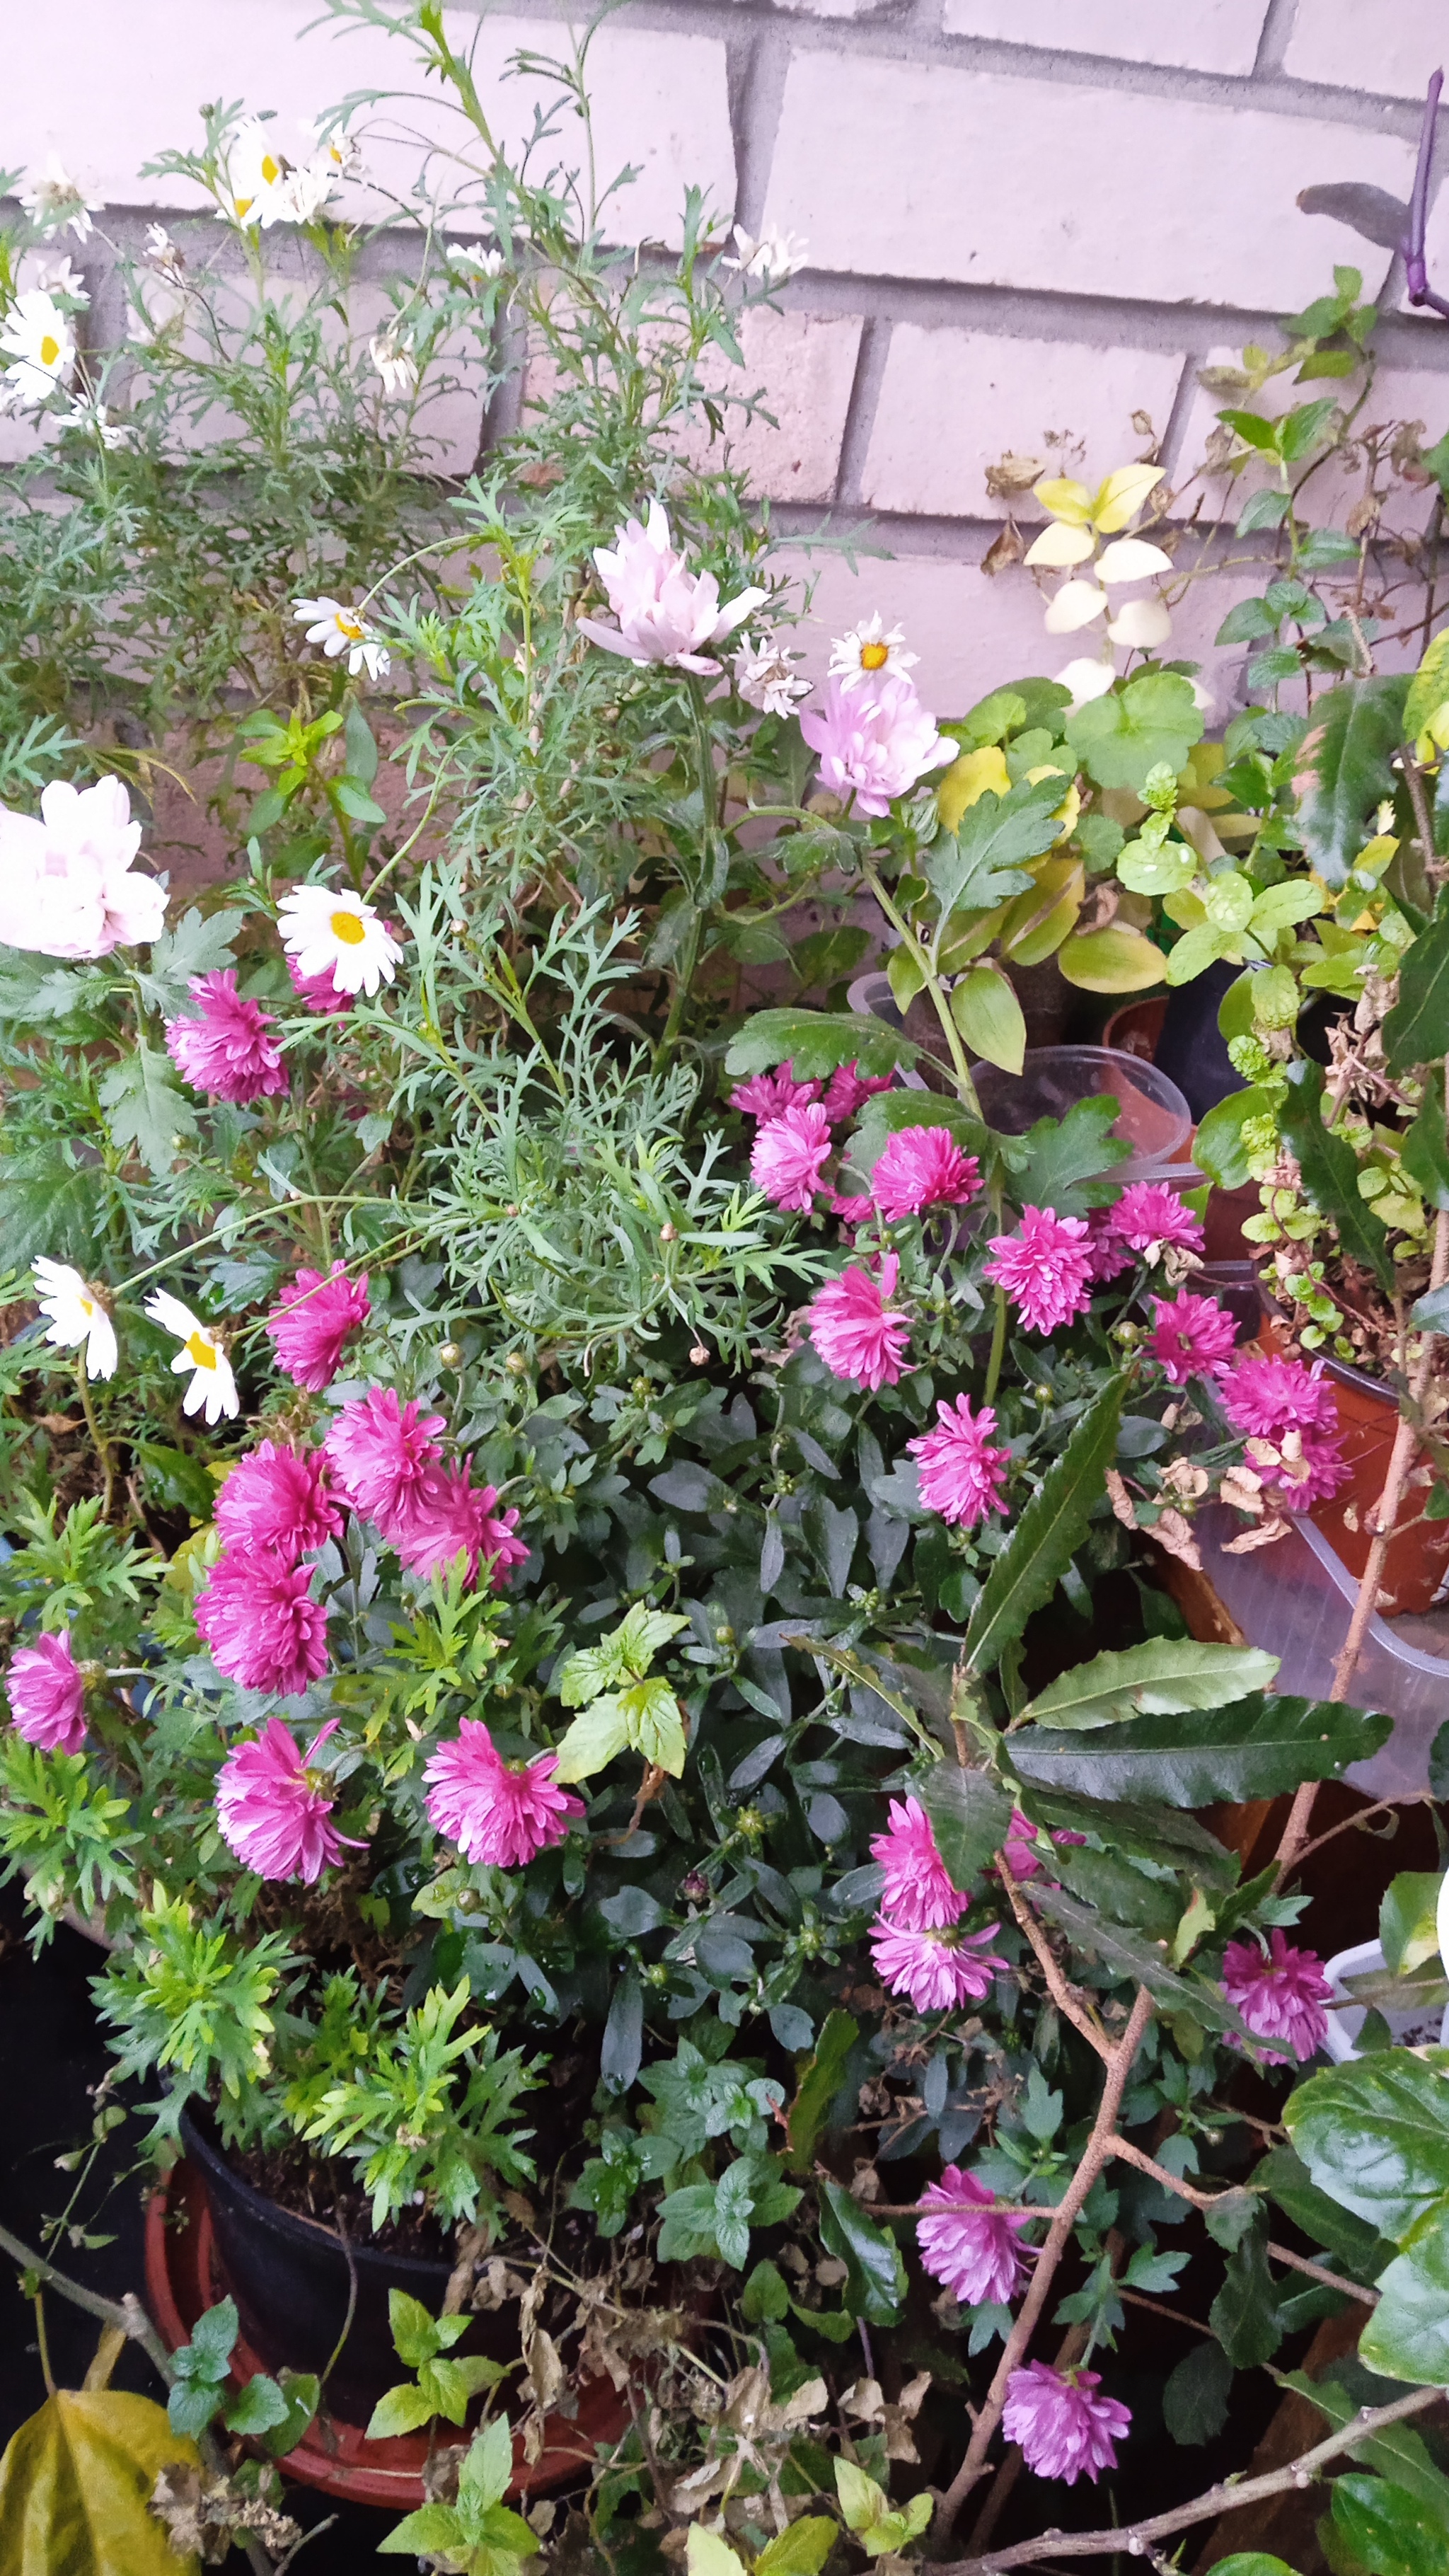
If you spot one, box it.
[448,242,505,280]
[292,594,390,683]
[33,1259,117,1380]
[60,392,128,449]
[369,328,418,398]
[277,884,403,999]
[734,630,811,718]
[20,158,100,243]
[828,613,917,693]
[34,256,88,304]
[1043,579,1108,635]
[0,289,76,406]
[724,224,807,285]
[144,224,186,278]
[144,1290,238,1423]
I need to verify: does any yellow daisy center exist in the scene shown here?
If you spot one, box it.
[234,195,255,217]
[261,154,281,185]
[859,640,889,670]
[330,910,366,945]
[336,616,364,640]
[39,335,60,368]
[184,1332,217,1371]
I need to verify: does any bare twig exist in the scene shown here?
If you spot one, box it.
[1292,1791,1432,1872]
[999,1864,1113,2064]
[1101,2139,1378,2306]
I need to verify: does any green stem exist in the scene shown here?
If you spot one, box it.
[655,676,721,1071]
[983,1285,1009,1409]
[74,1363,115,1522]
[860,860,981,1114]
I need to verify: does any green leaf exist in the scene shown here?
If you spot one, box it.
[378,2503,466,2557]
[920,1764,1019,1890]
[1380,1873,1445,1976]
[689,2531,746,2576]
[1027,1883,1249,2031]
[1360,2224,1449,2388]
[1286,2050,1449,2239]
[1283,2370,1449,2520]
[460,2413,515,2514]
[741,2259,791,2324]
[1332,2469,1449,2575]
[1017,1781,1239,1887]
[1218,408,1283,456]
[1385,901,1449,1075]
[1011,1691,1387,1806]
[553,1697,633,1784]
[1401,1090,1449,1211]
[166,2379,224,2442]
[962,1374,1126,1679]
[1210,2219,1283,2369]
[724,1010,920,1083]
[344,700,379,786]
[1295,676,1409,890]
[949,963,1027,1073]
[258,2370,319,2459]
[388,2288,441,2369]
[1066,673,1203,793]
[1192,1084,1269,1189]
[221,2373,289,2438]
[1255,2144,1392,2277]
[420,2354,504,2425]
[999,1096,1132,1215]
[334,778,388,824]
[756,2517,838,2576]
[817,2180,906,2324]
[134,906,240,1017]
[614,1676,687,1774]
[1161,2339,1232,2446]
[923,778,1061,919]
[785,2009,860,2173]
[1404,630,1449,743]
[1216,594,1281,644]
[1276,1059,1395,1294]
[98,1044,197,1177]
[185,2299,238,2374]
[1023,1640,1278,1731]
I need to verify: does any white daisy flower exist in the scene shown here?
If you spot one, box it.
[144,1290,238,1423]
[447,242,505,281]
[724,225,807,286]
[20,158,100,243]
[827,613,917,693]
[0,290,76,407]
[144,224,186,279]
[279,160,337,226]
[59,392,129,450]
[34,256,88,305]
[301,118,363,182]
[369,328,419,398]
[291,594,391,683]
[277,884,403,999]
[219,118,295,230]
[734,630,811,719]
[33,1259,118,1381]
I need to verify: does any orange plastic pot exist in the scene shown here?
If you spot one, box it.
[1256,1314,1449,1616]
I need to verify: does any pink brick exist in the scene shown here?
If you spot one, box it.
[1171,351,1449,541]
[942,0,1269,77]
[679,308,863,504]
[1282,3,1445,98]
[761,56,1414,308]
[862,326,1185,519]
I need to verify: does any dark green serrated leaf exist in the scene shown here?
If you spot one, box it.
[1028,1883,1248,2031]
[923,777,1061,919]
[1162,2339,1232,2445]
[724,1009,920,1083]
[1254,2145,1392,2278]
[1272,1059,1395,1293]
[1210,2219,1283,2369]
[0,1143,110,1271]
[1009,1781,1240,1888]
[1011,1692,1387,1807]
[1295,675,1409,890]
[998,1096,1133,1215]
[920,1764,1018,1891]
[962,1374,1125,1679]
[1385,901,1449,1075]
[98,1043,198,1177]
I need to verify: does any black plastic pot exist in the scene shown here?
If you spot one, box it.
[179,2105,463,2427]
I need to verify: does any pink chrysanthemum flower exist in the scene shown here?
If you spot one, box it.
[823,1061,895,1124]
[751,1104,832,1213]
[1083,1206,1133,1283]
[870,1917,1008,2013]
[917,2167,1032,2306]
[1107,1180,1204,1261]
[265,1264,371,1394]
[195,1551,331,1697]
[393,1462,529,1590]
[214,1441,341,1564]
[425,1716,584,1867]
[216,1716,359,1883]
[870,1795,969,1931]
[871,1126,982,1224]
[999,1808,1086,1882]
[799,672,951,818]
[164,971,290,1105]
[807,1251,911,1390]
[1148,1291,1237,1387]
[984,1206,1093,1334]
[729,1061,821,1121]
[908,1394,1010,1527]
[830,1192,874,1227]
[1220,1355,1347,1506]
[6,1631,86,1754]
[1002,2362,1131,2485]
[324,1388,445,1536]
[1220,1930,1332,2064]
[287,953,352,1017]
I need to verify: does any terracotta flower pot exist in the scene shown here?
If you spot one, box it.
[1257,1313,1449,1617]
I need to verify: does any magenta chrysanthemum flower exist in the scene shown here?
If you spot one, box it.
[751,1104,832,1212]
[393,1462,530,1590]
[265,1263,371,1394]
[807,1251,911,1390]
[214,1441,341,1564]
[1148,1291,1237,1387]
[1220,1355,1348,1506]
[165,970,289,1105]
[1083,1206,1133,1283]
[870,1796,969,1931]
[6,1631,86,1754]
[425,1717,584,1867]
[984,1206,1093,1334]
[216,1716,359,1883]
[917,2167,1032,2306]
[830,1192,874,1227]
[195,1551,331,1697]
[287,953,352,1017]
[908,1394,1010,1528]
[1001,2363,1131,2485]
[1000,1807,1087,1882]
[1107,1180,1204,1261]
[1220,1930,1332,2065]
[870,1917,1008,2012]
[324,1387,445,1535]
[799,672,951,818]
[729,1061,821,1120]
[823,1061,895,1124]
[871,1126,982,1224]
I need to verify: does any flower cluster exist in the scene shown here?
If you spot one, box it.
[0,777,165,961]
[324,1387,529,1590]
[1219,1352,1348,1507]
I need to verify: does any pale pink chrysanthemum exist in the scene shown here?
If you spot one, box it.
[1148,1291,1237,1387]
[1001,2363,1131,2485]
[1107,1180,1204,1261]
[1220,1931,1332,2065]
[215,1716,360,1884]
[195,1551,331,1697]
[323,1388,445,1535]
[393,1461,529,1590]
[799,672,952,818]
[425,1716,584,1867]
[869,1917,1008,2013]
[6,1631,86,1754]
[729,1061,822,1121]
[807,1251,911,1390]
[214,1441,341,1564]
[166,970,289,1104]
[917,2167,1032,2306]
[575,499,766,674]
[984,1206,1094,1334]
[822,1061,896,1124]
[870,1795,968,1931]
[265,1263,371,1394]
[871,1126,981,1224]
[907,1394,1010,1528]
[287,953,352,1016]
[1220,1354,1347,1506]
[751,1104,832,1212]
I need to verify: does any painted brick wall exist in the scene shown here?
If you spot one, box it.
[6,0,1449,715]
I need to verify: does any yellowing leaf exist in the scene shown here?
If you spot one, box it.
[1033,475,1092,524]
[0,2390,202,2576]
[950,964,1027,1072]
[688,2529,746,2576]
[553,1696,632,1783]
[1058,924,1165,993]
[1091,463,1165,533]
[1022,521,1096,568]
[836,2459,889,2534]
[999,857,1085,967]
[937,744,1010,833]
[1404,626,1449,741]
